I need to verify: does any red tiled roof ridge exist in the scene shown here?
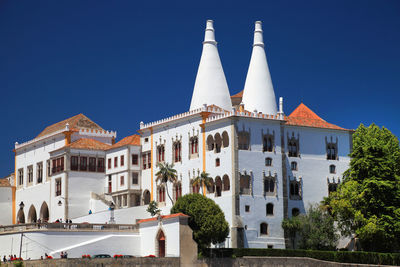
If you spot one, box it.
[36,114,104,138]
[0,178,11,187]
[286,103,348,131]
[109,134,140,149]
[66,138,111,150]
[137,213,189,224]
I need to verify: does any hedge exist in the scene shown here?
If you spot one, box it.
[203,248,400,266]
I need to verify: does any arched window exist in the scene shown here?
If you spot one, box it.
[292,208,300,217]
[266,203,274,216]
[288,140,298,157]
[191,180,200,194]
[214,133,222,153]
[207,178,215,194]
[174,182,182,201]
[291,162,297,171]
[328,183,338,194]
[265,157,272,166]
[222,131,229,148]
[329,165,336,174]
[206,135,214,151]
[189,136,199,157]
[290,180,301,200]
[157,145,165,163]
[143,190,151,205]
[240,174,251,195]
[158,186,166,203]
[264,176,275,196]
[215,177,222,197]
[222,175,230,191]
[173,141,182,163]
[260,223,268,235]
[327,144,337,160]
[238,131,250,150]
[263,136,273,152]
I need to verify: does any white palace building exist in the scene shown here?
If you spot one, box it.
[0,20,353,253]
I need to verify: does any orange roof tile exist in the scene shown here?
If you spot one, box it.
[137,213,189,224]
[0,179,11,187]
[109,135,140,149]
[286,103,348,131]
[66,138,111,150]
[36,114,104,138]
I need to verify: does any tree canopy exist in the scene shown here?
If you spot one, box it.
[324,124,400,252]
[170,193,229,251]
[192,171,213,196]
[282,204,338,250]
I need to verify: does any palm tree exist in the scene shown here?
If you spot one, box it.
[193,171,213,196]
[155,162,177,205]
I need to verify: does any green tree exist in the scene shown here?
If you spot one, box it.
[282,204,338,250]
[324,124,400,252]
[170,193,229,251]
[146,200,161,217]
[192,171,213,196]
[155,162,177,204]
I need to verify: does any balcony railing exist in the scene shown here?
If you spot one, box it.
[0,222,139,234]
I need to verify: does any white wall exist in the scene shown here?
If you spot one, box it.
[0,231,140,259]
[0,187,12,225]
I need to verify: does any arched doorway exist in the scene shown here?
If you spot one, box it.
[17,209,25,224]
[157,230,166,257]
[27,205,37,223]
[40,202,49,222]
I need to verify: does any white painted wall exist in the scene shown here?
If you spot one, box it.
[0,187,12,225]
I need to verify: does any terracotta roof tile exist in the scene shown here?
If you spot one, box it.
[109,135,140,149]
[0,179,11,187]
[37,114,104,138]
[137,213,189,224]
[66,138,111,150]
[286,103,349,131]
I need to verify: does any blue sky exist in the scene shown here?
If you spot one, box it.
[0,0,399,175]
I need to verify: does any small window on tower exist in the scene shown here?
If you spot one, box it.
[215,158,220,167]
[245,205,250,212]
[265,157,272,166]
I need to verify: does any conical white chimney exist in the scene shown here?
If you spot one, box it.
[189,20,232,111]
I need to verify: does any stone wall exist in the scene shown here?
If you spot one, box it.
[2,257,396,267]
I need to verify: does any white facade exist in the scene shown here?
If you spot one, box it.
[1,20,355,252]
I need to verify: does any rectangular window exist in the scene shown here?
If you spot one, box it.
[245,205,250,212]
[89,157,96,172]
[52,157,64,174]
[132,172,139,185]
[27,165,33,184]
[120,155,124,166]
[114,157,118,168]
[142,153,147,169]
[147,152,151,168]
[18,168,24,186]
[97,158,105,172]
[132,154,138,165]
[36,162,43,183]
[80,157,87,171]
[46,160,50,179]
[71,156,79,171]
[55,178,62,196]
[120,176,124,186]
[108,158,112,169]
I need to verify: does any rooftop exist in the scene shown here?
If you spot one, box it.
[137,213,189,224]
[66,138,111,151]
[37,114,104,138]
[286,103,349,131]
[109,135,140,149]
